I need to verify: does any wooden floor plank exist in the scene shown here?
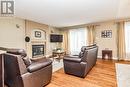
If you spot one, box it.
[46,59,130,87]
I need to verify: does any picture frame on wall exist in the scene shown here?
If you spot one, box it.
[101,30,112,38]
[35,31,41,38]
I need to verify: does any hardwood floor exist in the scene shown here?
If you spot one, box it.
[46,59,130,87]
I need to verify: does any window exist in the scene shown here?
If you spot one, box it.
[69,28,87,55]
[125,22,130,58]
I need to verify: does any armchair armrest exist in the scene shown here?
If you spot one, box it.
[72,55,79,56]
[30,57,46,62]
[63,57,81,63]
[27,59,52,73]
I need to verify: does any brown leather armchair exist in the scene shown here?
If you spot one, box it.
[63,45,98,78]
[0,53,4,87]
[4,49,52,87]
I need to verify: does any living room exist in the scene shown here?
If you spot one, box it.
[0,0,130,87]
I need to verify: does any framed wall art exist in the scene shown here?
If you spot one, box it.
[101,30,112,38]
[35,31,41,38]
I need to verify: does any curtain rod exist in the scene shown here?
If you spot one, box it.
[115,19,130,23]
[58,24,100,29]
[57,18,130,29]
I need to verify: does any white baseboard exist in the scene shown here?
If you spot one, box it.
[125,59,130,61]
[112,57,118,60]
[97,56,102,59]
[97,56,118,60]
[98,56,130,61]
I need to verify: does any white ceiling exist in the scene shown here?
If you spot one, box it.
[15,0,130,27]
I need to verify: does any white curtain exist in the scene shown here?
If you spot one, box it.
[69,28,87,55]
[125,22,130,59]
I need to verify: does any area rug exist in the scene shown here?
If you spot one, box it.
[49,58,63,72]
[116,63,130,87]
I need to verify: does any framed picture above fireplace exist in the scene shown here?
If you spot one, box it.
[35,31,41,38]
[31,29,46,41]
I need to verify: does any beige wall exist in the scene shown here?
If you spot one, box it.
[0,18,60,58]
[60,21,118,59]
[0,17,25,49]
[95,22,118,59]
[0,17,118,59]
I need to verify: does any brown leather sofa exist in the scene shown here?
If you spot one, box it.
[3,49,52,87]
[63,44,98,78]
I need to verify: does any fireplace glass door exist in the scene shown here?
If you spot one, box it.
[32,45,44,57]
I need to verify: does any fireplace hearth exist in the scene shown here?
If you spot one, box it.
[32,45,44,58]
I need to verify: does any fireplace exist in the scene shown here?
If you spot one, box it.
[32,45,44,58]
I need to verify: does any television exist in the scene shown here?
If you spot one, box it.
[50,34,63,42]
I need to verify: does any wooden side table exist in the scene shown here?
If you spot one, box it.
[102,50,112,59]
[52,51,66,59]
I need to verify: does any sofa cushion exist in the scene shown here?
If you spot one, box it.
[79,44,97,58]
[27,59,52,73]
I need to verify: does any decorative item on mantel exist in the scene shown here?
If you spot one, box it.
[25,36,30,42]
